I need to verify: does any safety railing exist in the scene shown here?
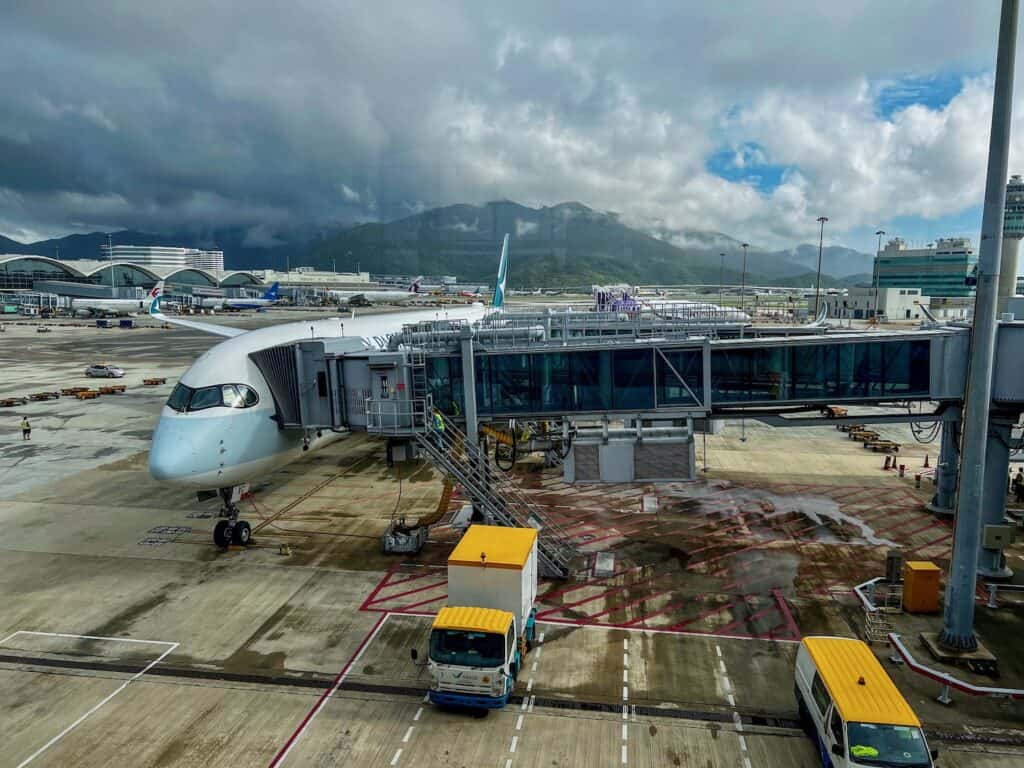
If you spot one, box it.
[365,396,433,435]
[414,415,577,578]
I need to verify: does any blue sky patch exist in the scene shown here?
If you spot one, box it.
[706,143,791,192]
[874,71,970,120]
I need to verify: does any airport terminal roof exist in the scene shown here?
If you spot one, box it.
[0,254,263,287]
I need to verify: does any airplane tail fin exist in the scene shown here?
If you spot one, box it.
[264,282,280,301]
[148,281,165,316]
[409,277,423,293]
[492,233,509,310]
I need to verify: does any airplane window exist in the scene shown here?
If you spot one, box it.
[222,384,245,408]
[188,386,223,411]
[166,383,193,412]
[239,385,259,407]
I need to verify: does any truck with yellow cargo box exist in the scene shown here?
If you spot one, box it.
[415,525,538,710]
[795,636,937,767]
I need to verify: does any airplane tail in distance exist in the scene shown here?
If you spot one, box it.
[148,281,165,315]
[492,233,509,310]
[263,282,280,301]
[409,277,423,293]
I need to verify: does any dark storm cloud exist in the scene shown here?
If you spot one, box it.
[0,1,1012,245]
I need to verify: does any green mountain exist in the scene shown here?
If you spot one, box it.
[304,201,862,289]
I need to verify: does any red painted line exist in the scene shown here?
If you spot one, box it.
[666,600,736,631]
[905,531,954,556]
[398,593,449,611]
[366,579,448,606]
[878,516,942,538]
[535,573,663,618]
[380,571,436,589]
[715,600,779,635]
[536,565,646,603]
[773,589,801,640]
[580,588,676,621]
[358,566,399,611]
[268,612,388,767]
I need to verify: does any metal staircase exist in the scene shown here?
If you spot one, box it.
[415,416,577,578]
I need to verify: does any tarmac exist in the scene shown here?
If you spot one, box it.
[0,311,1022,767]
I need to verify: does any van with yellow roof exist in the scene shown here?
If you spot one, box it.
[794,636,937,767]
[413,525,539,709]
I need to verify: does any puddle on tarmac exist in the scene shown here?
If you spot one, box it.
[661,481,897,547]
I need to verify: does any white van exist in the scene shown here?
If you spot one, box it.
[794,636,937,767]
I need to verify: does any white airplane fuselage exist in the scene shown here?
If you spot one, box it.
[149,305,488,491]
[71,297,149,315]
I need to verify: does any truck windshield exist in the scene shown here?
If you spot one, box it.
[847,723,931,766]
[429,629,504,668]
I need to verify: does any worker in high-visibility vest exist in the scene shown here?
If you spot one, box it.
[432,409,446,449]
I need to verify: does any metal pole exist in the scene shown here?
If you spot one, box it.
[719,252,725,308]
[874,229,885,321]
[740,243,749,313]
[814,216,828,319]
[978,411,1014,578]
[939,0,1018,652]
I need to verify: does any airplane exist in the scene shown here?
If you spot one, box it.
[223,282,280,310]
[69,296,154,317]
[147,234,510,549]
[327,278,424,306]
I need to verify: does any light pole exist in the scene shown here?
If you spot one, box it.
[719,252,725,307]
[740,243,749,313]
[873,229,885,321]
[814,216,828,319]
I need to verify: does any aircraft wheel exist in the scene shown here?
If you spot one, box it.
[233,521,252,546]
[213,520,232,548]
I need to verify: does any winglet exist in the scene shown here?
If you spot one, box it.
[492,233,509,310]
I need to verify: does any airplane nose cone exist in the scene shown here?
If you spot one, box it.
[149,413,211,486]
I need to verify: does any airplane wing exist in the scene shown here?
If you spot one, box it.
[148,282,245,338]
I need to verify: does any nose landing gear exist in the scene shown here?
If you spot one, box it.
[215,487,253,548]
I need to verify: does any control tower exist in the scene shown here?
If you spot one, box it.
[1000,173,1024,313]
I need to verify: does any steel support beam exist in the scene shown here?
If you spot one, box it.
[939,0,1019,652]
[978,411,1016,578]
[930,418,960,516]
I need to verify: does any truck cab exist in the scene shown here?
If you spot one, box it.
[427,606,520,708]
[421,525,539,710]
[795,636,937,768]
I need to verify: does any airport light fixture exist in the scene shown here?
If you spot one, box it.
[873,229,885,320]
[814,216,828,319]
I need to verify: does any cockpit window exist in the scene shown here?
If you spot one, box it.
[166,383,193,412]
[222,384,245,408]
[166,382,259,412]
[189,386,224,411]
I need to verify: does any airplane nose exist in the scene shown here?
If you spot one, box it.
[149,413,210,485]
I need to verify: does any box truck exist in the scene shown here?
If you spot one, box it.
[415,525,539,709]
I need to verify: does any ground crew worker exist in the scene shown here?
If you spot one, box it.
[21,417,31,440]
[1014,469,1024,504]
[432,409,446,449]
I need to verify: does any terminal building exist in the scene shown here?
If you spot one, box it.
[0,255,262,296]
[874,237,978,298]
[102,245,225,272]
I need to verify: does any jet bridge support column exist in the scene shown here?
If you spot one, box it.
[978,411,1017,578]
[459,326,478,440]
[930,417,960,516]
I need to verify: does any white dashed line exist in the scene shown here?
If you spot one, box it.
[622,704,629,720]
[622,685,629,701]
[738,735,748,752]
[505,760,513,768]
[534,646,542,659]
[623,669,628,683]
[727,693,736,707]
[520,696,529,711]
[516,715,524,731]
[527,678,534,692]
[527,695,535,713]
[621,744,628,765]
[402,727,414,743]
[717,645,753,766]
[623,638,629,650]
[390,749,402,766]
[622,723,628,740]
[715,644,722,658]
[538,632,546,643]
[510,736,519,753]
[531,661,538,672]
[413,708,423,722]
[743,758,753,768]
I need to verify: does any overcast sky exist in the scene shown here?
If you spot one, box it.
[0,1,1021,252]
